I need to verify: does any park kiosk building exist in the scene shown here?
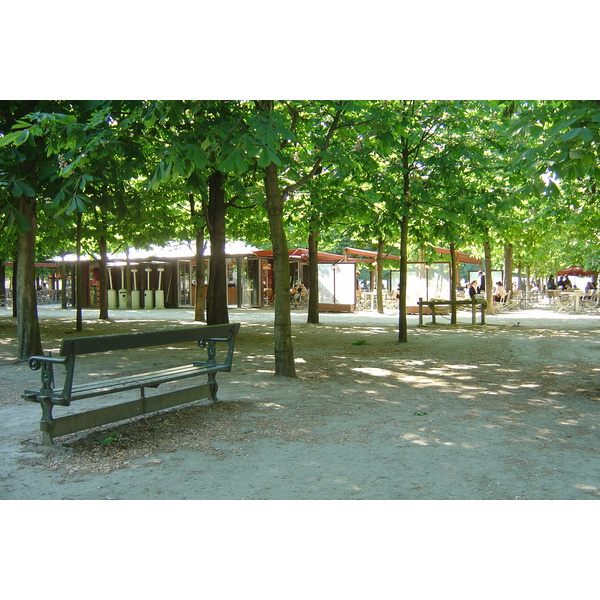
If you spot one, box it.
[47,241,481,312]
[50,242,360,310]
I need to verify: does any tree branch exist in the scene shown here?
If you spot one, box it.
[282,108,344,198]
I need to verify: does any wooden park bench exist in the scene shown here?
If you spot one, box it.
[417,297,487,326]
[22,323,240,445]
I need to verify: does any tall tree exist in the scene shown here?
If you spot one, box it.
[0,100,73,358]
[254,100,345,376]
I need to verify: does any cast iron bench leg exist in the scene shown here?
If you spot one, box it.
[40,397,55,446]
[208,372,219,401]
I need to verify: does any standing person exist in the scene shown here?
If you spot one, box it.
[477,271,485,294]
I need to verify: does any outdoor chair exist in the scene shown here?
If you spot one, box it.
[493,291,511,313]
[581,293,600,313]
[554,293,574,313]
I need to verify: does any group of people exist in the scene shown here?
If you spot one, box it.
[458,272,510,303]
[453,271,599,307]
[547,276,597,299]
[547,276,573,291]
[456,271,488,300]
[290,282,308,305]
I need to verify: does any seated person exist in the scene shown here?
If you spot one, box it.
[493,282,507,303]
[468,281,478,299]
[290,284,299,304]
[585,280,596,300]
[298,282,308,302]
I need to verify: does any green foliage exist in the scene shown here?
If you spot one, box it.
[1,99,598,278]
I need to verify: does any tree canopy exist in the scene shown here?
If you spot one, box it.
[1,100,599,365]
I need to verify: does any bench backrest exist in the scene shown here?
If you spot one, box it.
[60,323,240,357]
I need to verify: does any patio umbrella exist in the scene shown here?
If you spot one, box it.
[556,266,595,277]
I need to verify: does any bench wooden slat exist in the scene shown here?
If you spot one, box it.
[68,363,229,401]
[60,323,239,356]
[45,384,214,439]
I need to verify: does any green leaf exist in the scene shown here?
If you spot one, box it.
[76,195,89,212]
[218,150,238,173]
[188,145,208,170]
[65,197,78,215]
[10,181,23,197]
[12,120,32,130]
[579,127,595,142]
[9,180,35,198]
[78,174,94,190]
[257,146,281,168]
[51,189,65,208]
[0,131,22,147]
[19,181,36,197]
[257,147,271,168]
[15,129,30,145]
[235,151,248,172]
[560,128,582,142]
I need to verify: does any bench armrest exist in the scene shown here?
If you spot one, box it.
[24,352,75,406]
[28,355,67,370]
[198,333,237,369]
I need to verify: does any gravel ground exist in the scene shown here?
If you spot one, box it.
[2,303,598,597]
[1,303,600,500]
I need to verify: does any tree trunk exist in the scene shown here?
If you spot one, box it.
[0,261,6,308]
[398,213,409,343]
[398,140,411,344]
[124,251,132,310]
[16,195,42,360]
[376,237,385,314]
[190,193,206,322]
[307,224,319,324]
[504,243,514,293]
[12,253,18,318]
[98,234,109,320]
[194,227,206,323]
[60,262,68,309]
[264,161,296,377]
[206,170,229,325]
[76,212,83,332]
[450,243,458,324]
[483,240,493,315]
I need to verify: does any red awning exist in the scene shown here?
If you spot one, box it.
[4,262,59,268]
[343,247,400,261]
[556,266,596,277]
[343,246,482,265]
[253,248,353,263]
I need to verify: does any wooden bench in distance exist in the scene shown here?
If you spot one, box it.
[318,303,355,313]
[22,323,240,445]
[417,297,487,326]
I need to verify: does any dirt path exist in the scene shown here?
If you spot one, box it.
[1,305,599,500]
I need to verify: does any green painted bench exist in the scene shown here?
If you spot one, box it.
[22,323,240,445]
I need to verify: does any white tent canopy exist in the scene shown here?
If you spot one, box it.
[53,240,259,263]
